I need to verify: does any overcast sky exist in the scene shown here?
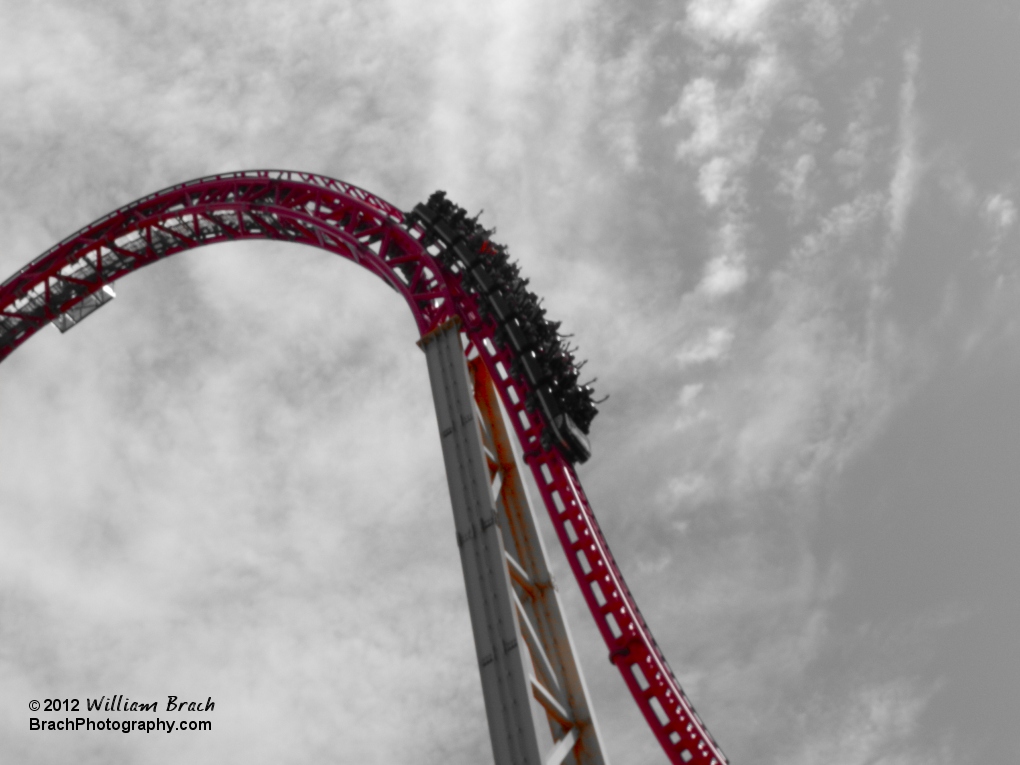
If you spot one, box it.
[0,1,1017,763]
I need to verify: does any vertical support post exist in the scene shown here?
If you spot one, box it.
[422,320,609,765]
[469,356,608,765]
[422,321,544,765]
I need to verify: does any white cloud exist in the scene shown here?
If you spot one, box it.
[887,41,922,241]
[776,153,817,221]
[677,326,735,366]
[667,46,790,209]
[597,40,650,172]
[700,249,748,296]
[691,217,750,298]
[936,160,978,212]
[673,384,708,432]
[663,7,800,330]
[833,76,882,189]
[983,193,1017,233]
[789,682,942,765]
[697,155,736,207]
[670,77,724,159]
[678,382,704,406]
[664,190,896,510]
[685,0,778,45]
[657,5,929,511]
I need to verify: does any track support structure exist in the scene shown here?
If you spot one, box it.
[0,171,729,764]
[422,321,608,765]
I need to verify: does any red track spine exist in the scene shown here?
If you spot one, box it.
[0,171,727,765]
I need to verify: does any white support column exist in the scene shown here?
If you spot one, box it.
[422,321,544,765]
[468,355,608,765]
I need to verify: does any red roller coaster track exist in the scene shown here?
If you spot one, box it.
[0,170,728,765]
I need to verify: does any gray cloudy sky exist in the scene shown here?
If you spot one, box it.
[1,1,1017,763]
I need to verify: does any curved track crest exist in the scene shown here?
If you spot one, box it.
[0,170,728,765]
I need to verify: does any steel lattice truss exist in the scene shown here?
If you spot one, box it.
[0,171,728,765]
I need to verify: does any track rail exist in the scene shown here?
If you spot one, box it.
[0,171,727,765]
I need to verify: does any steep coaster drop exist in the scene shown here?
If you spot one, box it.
[0,171,728,765]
